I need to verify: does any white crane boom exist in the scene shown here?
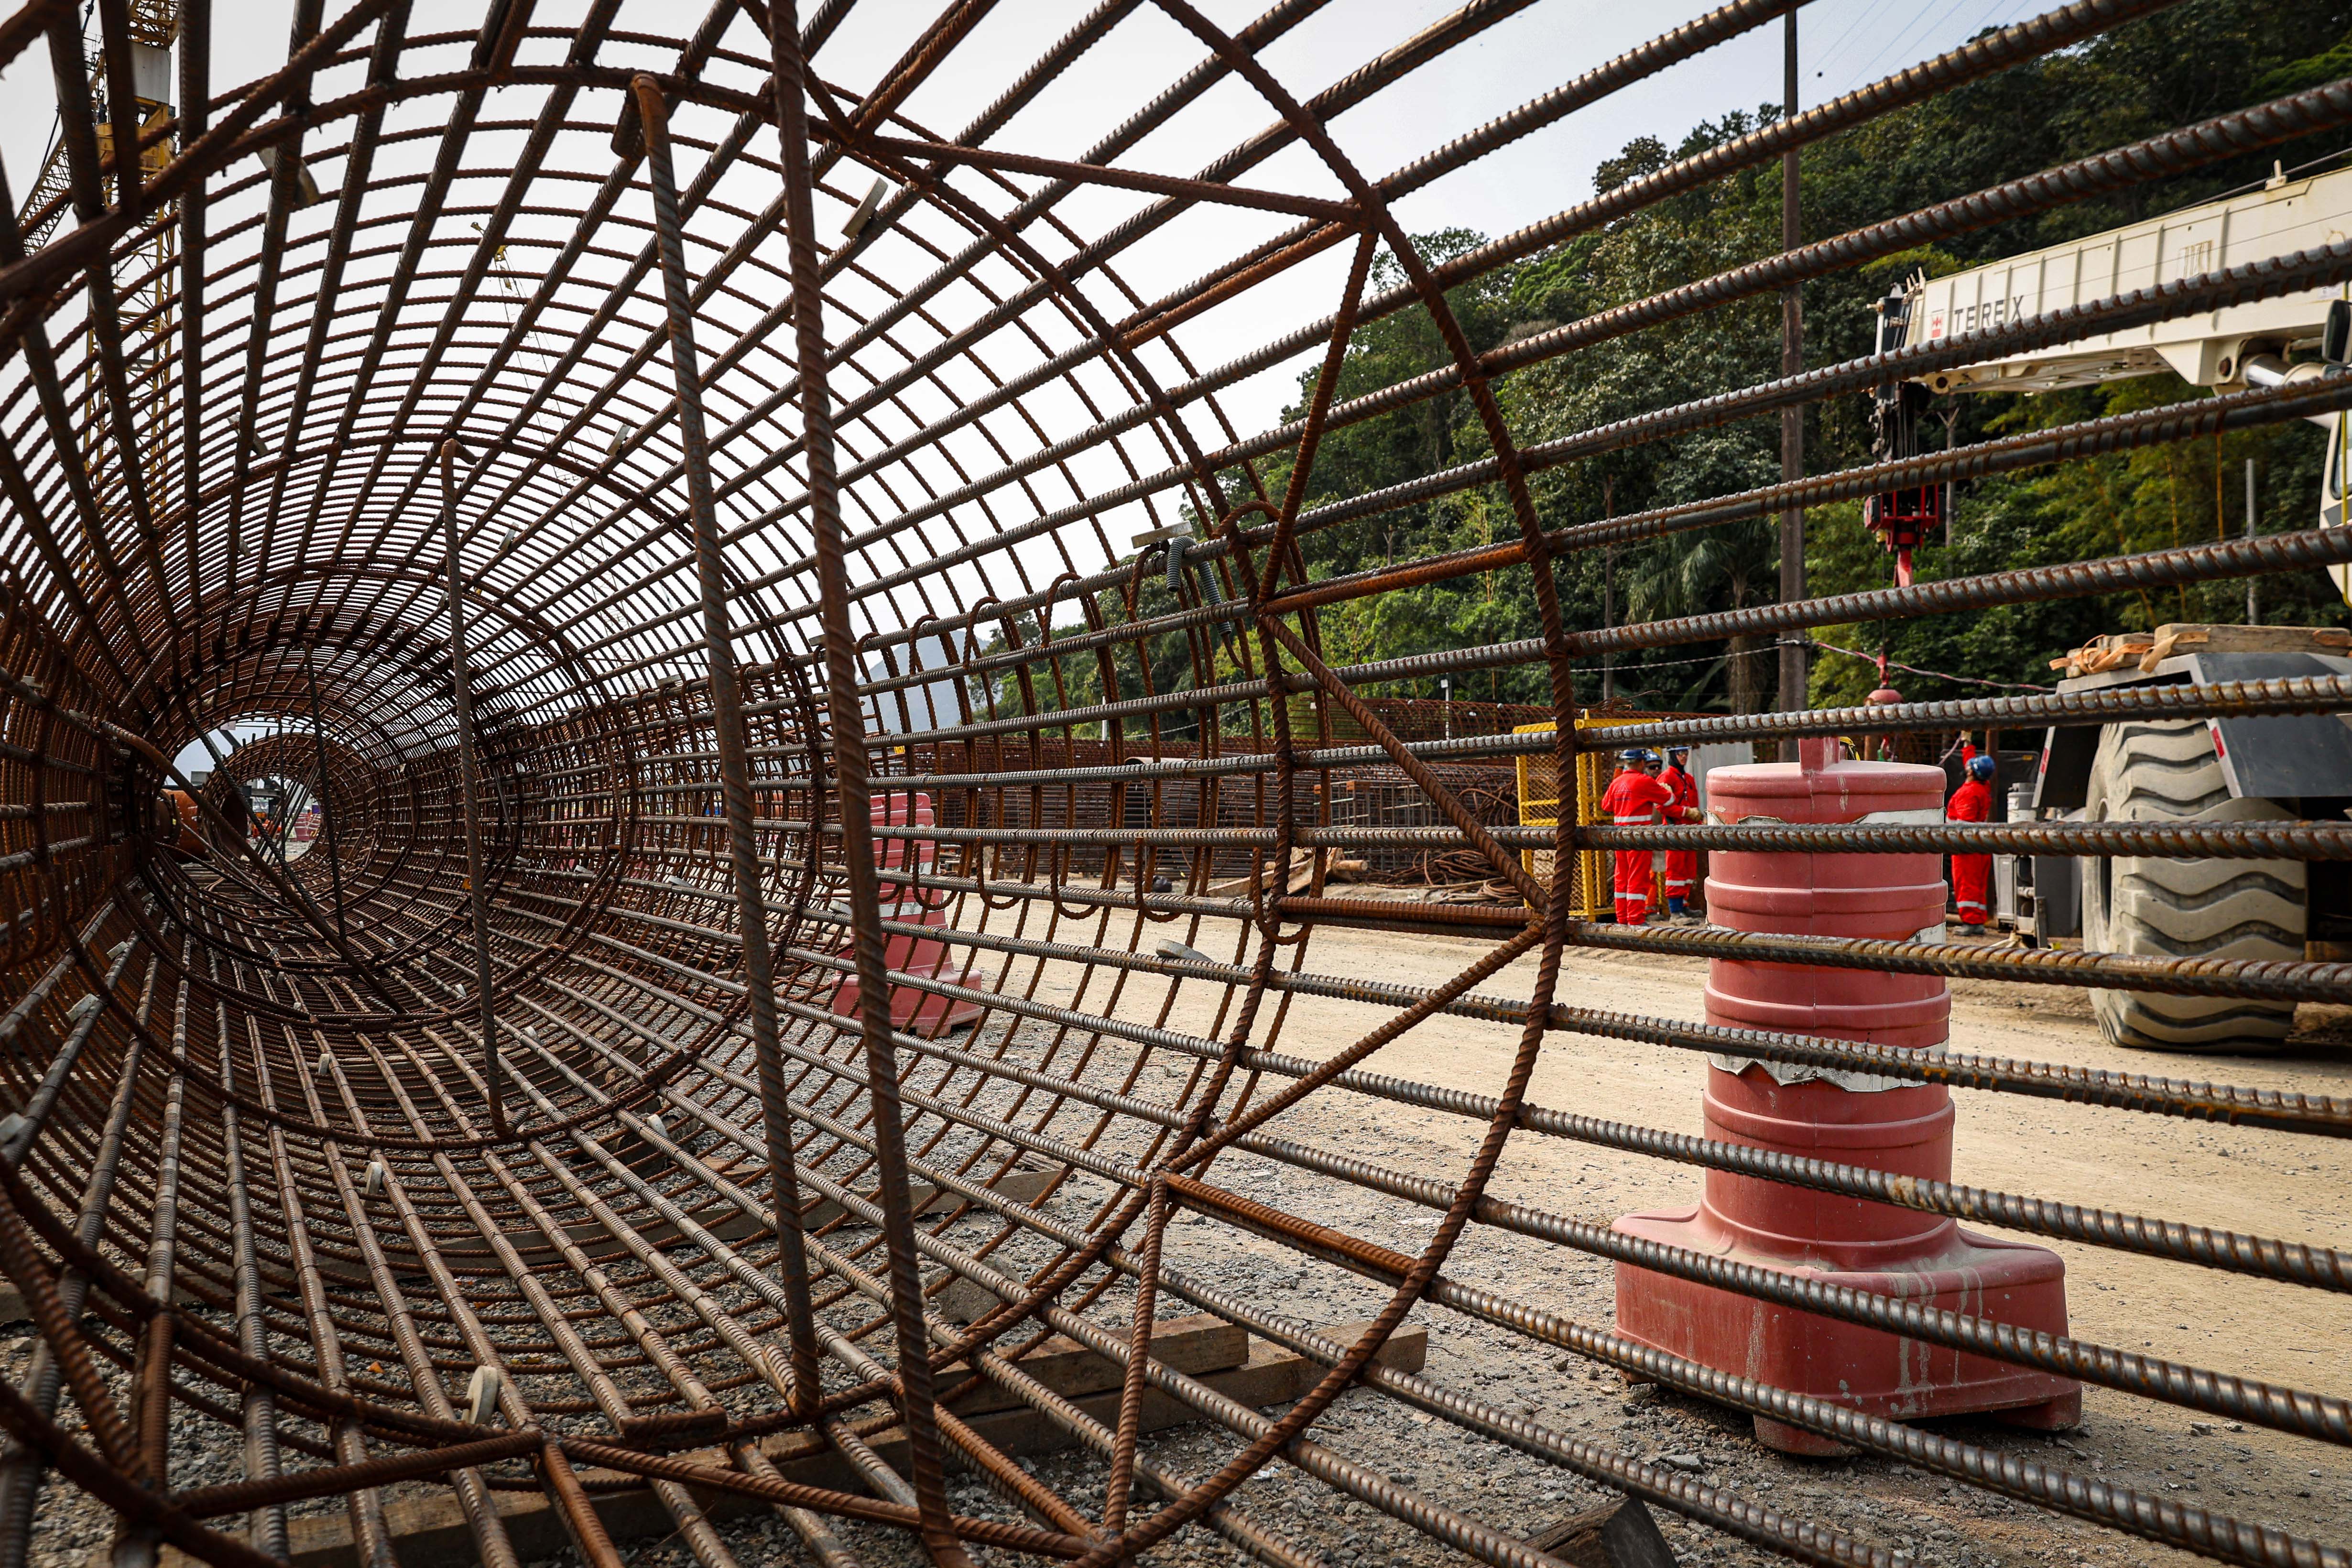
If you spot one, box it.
[1891,162,2352,599]
[1899,162,2352,395]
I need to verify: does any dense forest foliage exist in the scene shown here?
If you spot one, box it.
[981,0,2352,732]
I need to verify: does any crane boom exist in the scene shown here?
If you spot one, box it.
[1896,162,2352,395]
[1884,161,2352,600]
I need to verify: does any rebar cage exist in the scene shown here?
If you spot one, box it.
[0,2,2349,1567]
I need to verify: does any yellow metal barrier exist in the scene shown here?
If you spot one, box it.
[1514,715,1688,918]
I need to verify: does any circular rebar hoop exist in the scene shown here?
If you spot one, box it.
[0,4,2348,1568]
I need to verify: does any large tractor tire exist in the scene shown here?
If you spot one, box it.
[2080,719,2303,1052]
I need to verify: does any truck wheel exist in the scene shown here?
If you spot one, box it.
[2080,719,2303,1052]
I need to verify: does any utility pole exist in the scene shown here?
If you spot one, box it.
[1601,550,1615,704]
[1776,9,1805,750]
[1601,475,1616,705]
[2245,457,2259,625]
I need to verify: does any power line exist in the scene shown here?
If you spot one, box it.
[1845,0,1975,97]
[1809,637,2054,692]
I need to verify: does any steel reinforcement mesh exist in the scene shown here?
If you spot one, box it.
[0,2,2349,1567]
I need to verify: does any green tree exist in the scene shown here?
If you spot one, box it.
[983,0,2352,727]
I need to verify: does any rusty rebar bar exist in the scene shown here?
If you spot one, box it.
[0,6,2348,1568]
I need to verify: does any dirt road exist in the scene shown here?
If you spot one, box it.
[992,911,2352,1567]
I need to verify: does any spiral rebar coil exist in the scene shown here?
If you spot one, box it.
[0,2,2349,1567]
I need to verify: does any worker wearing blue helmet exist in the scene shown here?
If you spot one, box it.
[1947,739,1998,927]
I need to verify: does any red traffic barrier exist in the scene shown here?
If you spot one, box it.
[832,790,986,1038]
[1612,738,2077,1453]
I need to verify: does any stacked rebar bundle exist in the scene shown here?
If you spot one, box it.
[0,1,2348,1566]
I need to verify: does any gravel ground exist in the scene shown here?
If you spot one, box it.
[15,927,2351,1568]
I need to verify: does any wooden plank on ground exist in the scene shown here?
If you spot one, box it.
[158,1319,1426,1568]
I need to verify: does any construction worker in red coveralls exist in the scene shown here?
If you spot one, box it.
[1658,744,1703,923]
[1601,748,1673,925]
[1947,738,1997,928]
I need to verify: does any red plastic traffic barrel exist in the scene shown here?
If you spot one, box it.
[1612,738,2077,1453]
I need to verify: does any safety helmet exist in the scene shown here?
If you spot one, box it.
[1641,749,1664,768]
[1968,753,1997,781]
[1618,748,1647,763]
[1666,744,1689,761]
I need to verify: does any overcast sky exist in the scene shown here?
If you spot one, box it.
[4,0,2074,250]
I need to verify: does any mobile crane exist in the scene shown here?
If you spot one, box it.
[1871,160,2352,1053]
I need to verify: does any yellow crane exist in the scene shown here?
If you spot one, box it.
[15,0,180,247]
[15,0,182,540]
